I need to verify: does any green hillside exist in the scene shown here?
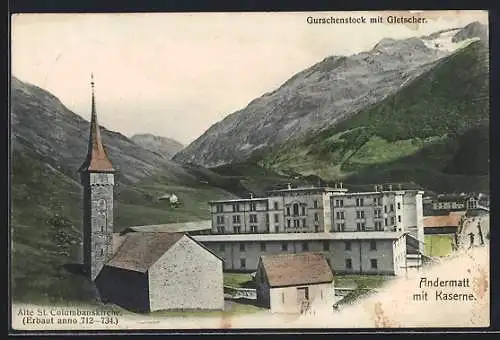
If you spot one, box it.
[11,150,96,303]
[260,41,489,193]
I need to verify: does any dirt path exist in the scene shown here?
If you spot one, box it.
[459,214,489,249]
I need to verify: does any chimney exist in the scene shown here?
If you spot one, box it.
[374,185,378,192]
[287,183,292,190]
[250,193,253,199]
[334,182,338,189]
[339,181,343,189]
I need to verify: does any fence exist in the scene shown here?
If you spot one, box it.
[224,286,257,299]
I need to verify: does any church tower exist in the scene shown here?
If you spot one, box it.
[79,74,115,281]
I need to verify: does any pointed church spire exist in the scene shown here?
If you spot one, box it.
[79,73,114,172]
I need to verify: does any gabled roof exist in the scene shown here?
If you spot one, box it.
[259,252,334,288]
[183,233,224,263]
[106,232,184,272]
[107,232,223,273]
[112,233,127,253]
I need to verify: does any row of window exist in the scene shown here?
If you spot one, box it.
[217,212,320,226]
[216,200,321,214]
[237,258,378,270]
[287,205,305,216]
[217,206,401,223]
[334,205,401,219]
[216,226,259,233]
[285,201,320,215]
[217,198,404,213]
[334,213,402,224]
[334,197,396,208]
[345,258,379,269]
[286,218,319,228]
[217,214,261,225]
[219,240,378,253]
[333,218,399,231]
[218,219,399,234]
[216,225,323,234]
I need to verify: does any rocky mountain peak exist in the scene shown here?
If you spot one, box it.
[452,21,488,43]
[173,24,480,168]
[131,133,184,160]
[11,76,195,184]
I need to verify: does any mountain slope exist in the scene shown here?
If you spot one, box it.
[11,149,98,303]
[259,40,489,193]
[131,133,184,160]
[173,23,486,168]
[11,76,193,185]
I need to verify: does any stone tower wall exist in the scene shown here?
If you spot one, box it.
[82,172,115,281]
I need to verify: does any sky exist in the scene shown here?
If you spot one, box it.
[11,11,488,145]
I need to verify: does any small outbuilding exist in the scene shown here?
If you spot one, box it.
[96,232,224,313]
[255,252,335,314]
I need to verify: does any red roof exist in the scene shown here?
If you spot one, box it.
[424,213,463,228]
[79,77,114,173]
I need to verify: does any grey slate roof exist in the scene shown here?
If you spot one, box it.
[121,220,211,234]
[107,232,184,272]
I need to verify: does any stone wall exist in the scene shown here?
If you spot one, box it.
[148,236,224,311]
[82,172,115,281]
[269,282,335,314]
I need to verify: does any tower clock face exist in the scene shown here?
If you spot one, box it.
[97,199,107,212]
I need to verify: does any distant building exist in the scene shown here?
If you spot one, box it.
[255,252,335,314]
[432,200,466,211]
[208,184,348,234]
[193,231,408,276]
[329,185,425,254]
[96,232,224,313]
[427,193,487,215]
[466,206,490,217]
[205,183,424,272]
